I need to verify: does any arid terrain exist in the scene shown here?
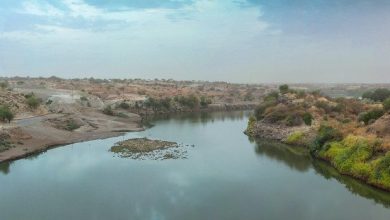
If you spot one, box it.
[0,77,263,162]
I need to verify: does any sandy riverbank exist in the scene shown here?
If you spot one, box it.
[0,110,143,163]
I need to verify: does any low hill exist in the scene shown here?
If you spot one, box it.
[246,85,390,191]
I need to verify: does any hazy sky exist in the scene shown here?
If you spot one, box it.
[0,0,389,83]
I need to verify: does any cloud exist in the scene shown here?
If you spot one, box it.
[19,1,65,17]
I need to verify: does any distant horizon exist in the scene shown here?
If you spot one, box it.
[2,74,390,86]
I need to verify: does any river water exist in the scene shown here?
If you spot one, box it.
[0,111,390,220]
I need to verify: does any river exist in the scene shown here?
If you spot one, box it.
[0,111,390,220]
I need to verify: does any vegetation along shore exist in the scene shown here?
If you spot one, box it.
[246,85,390,191]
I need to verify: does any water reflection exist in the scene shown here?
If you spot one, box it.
[251,137,390,208]
[144,110,251,125]
[312,160,390,208]
[0,162,10,175]
[251,138,311,172]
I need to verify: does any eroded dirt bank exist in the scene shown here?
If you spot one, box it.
[0,110,143,162]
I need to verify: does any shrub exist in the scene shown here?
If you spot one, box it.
[254,100,277,120]
[65,120,80,131]
[285,114,303,126]
[383,98,390,112]
[302,112,313,126]
[311,125,342,153]
[286,131,304,145]
[0,81,9,90]
[0,105,14,123]
[262,91,279,103]
[246,116,257,134]
[319,135,374,177]
[102,105,114,116]
[118,102,130,109]
[80,96,88,102]
[279,84,289,94]
[358,109,384,125]
[26,95,41,109]
[200,96,212,108]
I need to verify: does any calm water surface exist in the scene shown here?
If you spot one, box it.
[1,111,390,220]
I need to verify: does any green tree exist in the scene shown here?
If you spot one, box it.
[383,98,390,112]
[0,106,14,123]
[362,88,390,102]
[279,84,289,94]
[358,109,384,125]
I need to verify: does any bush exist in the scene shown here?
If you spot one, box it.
[358,109,384,125]
[26,95,41,109]
[0,81,9,90]
[311,125,342,153]
[65,120,80,131]
[286,131,304,145]
[118,102,130,109]
[0,105,14,123]
[80,96,88,102]
[383,98,390,112]
[264,91,279,102]
[254,100,277,120]
[246,116,257,134]
[302,112,313,126]
[102,105,114,116]
[279,84,289,94]
[200,96,212,108]
[362,88,390,102]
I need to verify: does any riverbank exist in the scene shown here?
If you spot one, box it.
[245,87,390,191]
[0,110,143,163]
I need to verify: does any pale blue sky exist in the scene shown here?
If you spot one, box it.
[0,0,389,83]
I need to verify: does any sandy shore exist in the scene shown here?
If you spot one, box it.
[0,110,144,163]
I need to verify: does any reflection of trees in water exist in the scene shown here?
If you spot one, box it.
[252,138,311,172]
[312,160,390,208]
[252,137,390,208]
[0,162,11,175]
[145,110,251,125]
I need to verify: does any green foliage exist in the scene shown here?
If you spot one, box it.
[65,120,80,131]
[0,81,9,89]
[358,109,384,125]
[118,102,130,109]
[246,116,257,134]
[80,96,88,102]
[311,125,342,153]
[373,153,390,186]
[302,112,313,126]
[316,135,390,189]
[200,96,212,108]
[179,95,199,108]
[0,105,14,123]
[264,91,279,102]
[286,131,304,145]
[383,98,390,112]
[362,88,390,102]
[25,94,41,109]
[102,105,114,116]
[0,139,13,152]
[279,84,289,94]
